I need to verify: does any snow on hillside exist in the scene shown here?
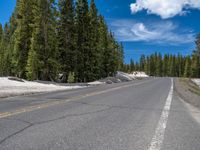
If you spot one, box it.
[0,72,149,98]
[116,71,136,81]
[116,71,148,82]
[88,81,106,85]
[0,77,83,98]
[192,79,200,87]
[131,72,149,78]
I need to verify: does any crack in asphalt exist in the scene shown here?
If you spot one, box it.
[0,99,175,145]
[0,104,112,145]
[0,124,32,145]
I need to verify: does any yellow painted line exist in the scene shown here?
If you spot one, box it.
[0,79,153,119]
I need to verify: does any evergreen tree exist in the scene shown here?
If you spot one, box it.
[139,54,145,71]
[177,54,184,77]
[14,0,34,78]
[192,34,200,78]
[0,24,2,41]
[145,56,150,75]
[162,54,169,76]
[97,16,108,78]
[107,32,118,76]
[149,54,155,76]
[130,59,135,72]
[184,56,191,77]
[75,0,90,82]
[58,0,76,81]
[27,0,59,81]
[8,11,18,76]
[0,24,11,76]
[117,43,124,71]
[88,0,101,80]
[0,24,3,75]
[67,71,75,83]
[156,53,162,76]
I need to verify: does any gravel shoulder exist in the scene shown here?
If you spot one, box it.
[174,78,200,109]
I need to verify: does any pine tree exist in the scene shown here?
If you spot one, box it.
[139,54,145,71]
[184,56,191,77]
[176,54,184,77]
[14,0,34,78]
[117,43,124,71]
[155,53,162,76]
[162,54,168,76]
[144,56,150,75]
[105,32,116,76]
[8,11,18,76]
[67,72,75,83]
[0,24,2,41]
[27,0,59,81]
[0,24,3,75]
[192,34,200,78]
[130,59,135,72]
[0,24,11,76]
[26,48,39,80]
[75,0,90,82]
[58,0,76,81]
[97,16,108,78]
[88,0,100,80]
[149,54,155,76]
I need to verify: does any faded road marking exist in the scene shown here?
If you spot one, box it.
[0,79,153,119]
[148,78,173,150]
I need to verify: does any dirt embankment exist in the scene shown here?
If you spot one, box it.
[174,78,200,109]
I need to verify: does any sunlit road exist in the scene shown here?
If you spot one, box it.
[0,78,200,150]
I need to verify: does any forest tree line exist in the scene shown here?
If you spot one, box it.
[0,0,124,82]
[125,35,200,78]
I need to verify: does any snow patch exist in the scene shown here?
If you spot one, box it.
[116,71,136,81]
[0,77,84,98]
[116,71,149,82]
[88,81,105,85]
[131,71,149,78]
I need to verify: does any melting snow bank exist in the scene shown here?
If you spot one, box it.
[0,77,84,98]
[116,71,149,81]
[88,81,106,85]
[89,71,149,85]
[132,72,149,78]
[192,79,200,87]
[0,72,149,98]
[116,71,136,81]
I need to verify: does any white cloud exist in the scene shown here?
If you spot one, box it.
[130,0,200,19]
[110,19,194,44]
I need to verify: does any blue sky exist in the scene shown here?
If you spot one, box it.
[1,0,200,63]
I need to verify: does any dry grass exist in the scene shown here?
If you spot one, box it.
[179,78,200,96]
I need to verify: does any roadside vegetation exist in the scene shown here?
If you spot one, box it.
[0,0,124,82]
[180,78,200,95]
[174,78,200,108]
[124,35,200,78]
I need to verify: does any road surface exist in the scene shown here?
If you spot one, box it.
[0,78,200,150]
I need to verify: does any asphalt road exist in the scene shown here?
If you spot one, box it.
[0,78,200,150]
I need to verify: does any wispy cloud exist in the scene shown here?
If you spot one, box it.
[130,0,200,19]
[109,19,194,45]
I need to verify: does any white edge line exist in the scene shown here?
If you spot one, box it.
[148,78,173,150]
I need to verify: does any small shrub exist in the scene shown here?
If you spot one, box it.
[68,72,75,83]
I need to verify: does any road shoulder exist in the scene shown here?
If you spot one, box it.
[174,78,200,109]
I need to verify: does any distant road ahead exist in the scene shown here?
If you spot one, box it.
[0,78,200,150]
